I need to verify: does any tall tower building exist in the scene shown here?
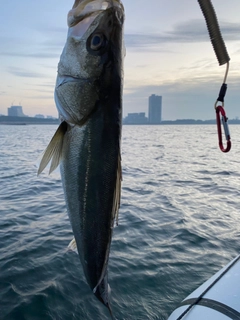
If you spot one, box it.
[8,106,25,117]
[148,94,162,124]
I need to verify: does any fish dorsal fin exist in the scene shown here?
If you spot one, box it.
[38,121,68,175]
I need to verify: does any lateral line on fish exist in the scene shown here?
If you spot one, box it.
[93,151,122,294]
[37,121,68,175]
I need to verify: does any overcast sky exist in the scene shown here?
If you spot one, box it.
[1,0,240,120]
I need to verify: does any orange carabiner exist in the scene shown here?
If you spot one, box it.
[215,105,231,153]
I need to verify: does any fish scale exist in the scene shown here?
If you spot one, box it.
[61,106,120,309]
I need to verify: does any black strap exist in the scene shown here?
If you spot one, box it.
[217,83,227,102]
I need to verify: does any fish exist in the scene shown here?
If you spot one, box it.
[38,0,124,316]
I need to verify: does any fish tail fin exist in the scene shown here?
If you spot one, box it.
[93,274,114,318]
[37,121,68,175]
[107,284,115,320]
[106,299,114,320]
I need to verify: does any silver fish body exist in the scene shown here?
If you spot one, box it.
[38,0,124,314]
[61,106,121,308]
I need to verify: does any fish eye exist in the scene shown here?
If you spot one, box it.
[90,33,106,51]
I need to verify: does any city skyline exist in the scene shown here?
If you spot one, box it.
[6,105,56,119]
[1,1,240,120]
[3,103,240,125]
[120,93,162,124]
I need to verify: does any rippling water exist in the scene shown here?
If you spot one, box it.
[1,124,240,320]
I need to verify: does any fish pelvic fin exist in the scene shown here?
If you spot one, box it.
[37,121,68,175]
[67,237,78,254]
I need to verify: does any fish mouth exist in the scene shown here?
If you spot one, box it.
[68,0,124,28]
[67,1,124,41]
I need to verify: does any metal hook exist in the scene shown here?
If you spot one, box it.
[215,105,231,153]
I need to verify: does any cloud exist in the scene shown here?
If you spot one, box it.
[169,20,240,42]
[7,67,46,78]
[41,39,66,51]
[32,83,55,88]
[125,20,240,49]
[0,52,60,59]
[0,27,65,60]
[33,89,54,94]
[28,95,54,100]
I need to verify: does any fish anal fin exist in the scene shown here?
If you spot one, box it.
[38,121,68,175]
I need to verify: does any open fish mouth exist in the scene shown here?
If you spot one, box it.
[68,0,124,27]
[67,0,124,41]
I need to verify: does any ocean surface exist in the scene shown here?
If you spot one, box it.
[1,124,240,320]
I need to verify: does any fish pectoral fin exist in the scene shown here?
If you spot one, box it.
[37,121,68,175]
[67,237,78,253]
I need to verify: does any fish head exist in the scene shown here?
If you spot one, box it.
[55,0,125,125]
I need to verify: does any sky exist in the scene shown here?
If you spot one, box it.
[1,0,240,120]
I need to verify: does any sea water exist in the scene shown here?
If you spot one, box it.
[1,124,240,320]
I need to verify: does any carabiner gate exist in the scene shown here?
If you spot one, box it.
[215,105,231,153]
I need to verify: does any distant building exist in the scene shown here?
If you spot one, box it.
[8,106,26,117]
[123,112,148,124]
[148,94,162,124]
[35,114,45,118]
